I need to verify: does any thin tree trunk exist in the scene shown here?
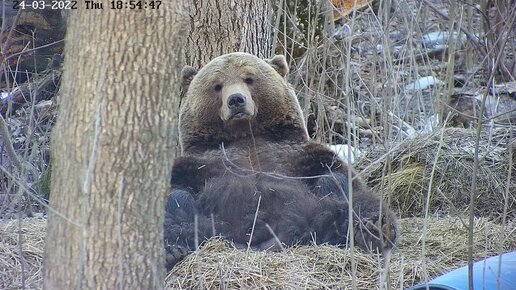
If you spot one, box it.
[43,3,187,289]
[185,0,273,67]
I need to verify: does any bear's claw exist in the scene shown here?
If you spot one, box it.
[165,244,191,271]
[354,213,397,253]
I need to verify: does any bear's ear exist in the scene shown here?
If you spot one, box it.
[266,55,289,77]
[180,66,198,96]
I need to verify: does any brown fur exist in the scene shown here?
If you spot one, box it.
[178,52,308,154]
[164,53,397,270]
[443,93,482,128]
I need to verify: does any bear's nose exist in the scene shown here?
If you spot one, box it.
[227,93,246,109]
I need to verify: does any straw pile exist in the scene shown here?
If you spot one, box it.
[166,217,516,289]
[0,217,45,290]
[355,127,516,219]
[2,216,515,289]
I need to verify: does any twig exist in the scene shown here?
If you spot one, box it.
[1,8,21,53]
[3,40,65,62]
[265,223,285,252]
[467,8,515,287]
[0,163,83,227]
[247,195,262,252]
[421,122,447,287]
[0,113,23,172]
[420,0,485,55]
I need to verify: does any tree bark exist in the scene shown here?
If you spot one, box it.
[43,3,187,289]
[185,0,273,67]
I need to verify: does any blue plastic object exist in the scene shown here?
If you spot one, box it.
[408,251,516,290]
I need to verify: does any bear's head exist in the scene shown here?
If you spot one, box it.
[179,52,309,153]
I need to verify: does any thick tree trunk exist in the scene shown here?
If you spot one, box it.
[43,3,187,289]
[185,0,273,66]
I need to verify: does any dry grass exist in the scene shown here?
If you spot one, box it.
[356,127,516,219]
[2,216,515,289]
[166,217,516,289]
[0,218,45,290]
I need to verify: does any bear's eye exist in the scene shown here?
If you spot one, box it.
[214,84,223,92]
[244,77,254,85]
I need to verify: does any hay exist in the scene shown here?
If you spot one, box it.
[355,127,516,219]
[166,217,516,289]
[0,218,46,290]
[3,217,514,289]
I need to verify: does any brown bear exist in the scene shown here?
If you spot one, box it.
[164,52,397,270]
